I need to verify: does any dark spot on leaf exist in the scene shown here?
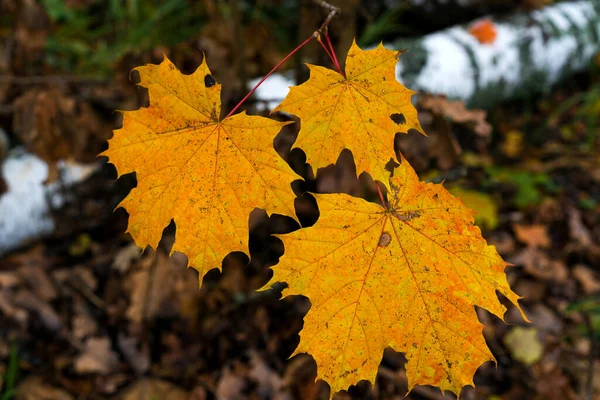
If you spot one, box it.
[378,232,392,247]
[390,113,406,125]
[204,74,216,88]
[394,210,421,222]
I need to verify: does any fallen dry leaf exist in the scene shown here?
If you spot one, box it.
[248,351,285,399]
[283,355,320,400]
[74,337,119,375]
[16,376,74,400]
[514,279,547,302]
[511,247,568,282]
[0,272,22,289]
[567,207,593,246]
[527,304,563,336]
[126,250,199,323]
[72,296,98,340]
[17,264,57,302]
[532,361,579,400]
[216,366,246,400]
[118,333,150,375]
[419,95,491,137]
[122,378,188,400]
[504,327,543,366]
[13,289,63,331]
[487,231,516,255]
[112,243,142,274]
[513,224,551,248]
[572,264,600,294]
[0,290,27,325]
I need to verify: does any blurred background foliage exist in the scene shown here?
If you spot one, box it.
[42,0,208,74]
[4,0,531,76]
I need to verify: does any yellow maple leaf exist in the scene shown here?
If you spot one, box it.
[102,57,299,283]
[274,41,424,183]
[263,159,526,397]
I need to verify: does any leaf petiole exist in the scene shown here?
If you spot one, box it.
[225,34,315,119]
[317,35,337,69]
[375,183,388,210]
[324,29,343,76]
[225,0,341,118]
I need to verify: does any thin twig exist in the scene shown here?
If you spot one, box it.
[313,0,341,34]
[225,35,315,119]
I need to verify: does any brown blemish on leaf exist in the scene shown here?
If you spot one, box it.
[378,231,392,247]
[393,210,421,222]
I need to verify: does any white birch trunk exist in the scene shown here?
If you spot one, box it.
[392,0,600,108]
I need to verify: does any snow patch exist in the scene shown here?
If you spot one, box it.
[249,73,295,111]
[0,148,97,255]
[401,28,476,99]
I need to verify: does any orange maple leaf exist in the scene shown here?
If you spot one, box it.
[102,57,299,283]
[274,42,424,183]
[263,159,526,397]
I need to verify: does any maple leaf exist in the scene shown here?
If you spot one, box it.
[274,41,424,183]
[263,159,526,397]
[102,57,299,283]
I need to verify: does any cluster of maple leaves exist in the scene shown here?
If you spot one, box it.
[103,42,525,398]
